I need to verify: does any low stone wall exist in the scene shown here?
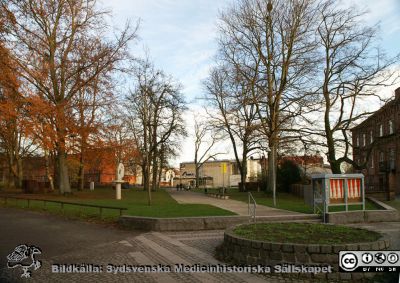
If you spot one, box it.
[119,215,250,231]
[325,198,400,224]
[326,210,400,224]
[218,225,390,281]
[118,214,320,231]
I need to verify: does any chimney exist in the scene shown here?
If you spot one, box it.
[396,87,400,100]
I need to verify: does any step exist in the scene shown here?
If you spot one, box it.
[255,214,321,222]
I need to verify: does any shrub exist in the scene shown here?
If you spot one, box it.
[277,160,302,192]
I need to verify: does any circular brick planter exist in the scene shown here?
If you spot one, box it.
[217,223,390,281]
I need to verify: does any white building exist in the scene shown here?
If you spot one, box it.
[179,159,262,188]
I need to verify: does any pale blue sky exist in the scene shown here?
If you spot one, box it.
[104,0,400,101]
[102,0,400,164]
[104,0,232,102]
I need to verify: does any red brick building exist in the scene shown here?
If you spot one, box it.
[4,148,137,189]
[351,88,400,200]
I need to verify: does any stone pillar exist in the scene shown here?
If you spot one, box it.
[116,183,122,200]
[90,181,94,191]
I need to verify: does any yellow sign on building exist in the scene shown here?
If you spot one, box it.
[221,163,227,173]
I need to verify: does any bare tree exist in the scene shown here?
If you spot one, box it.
[308,0,400,173]
[71,68,115,191]
[126,59,187,205]
[193,117,223,189]
[3,0,138,194]
[216,0,319,204]
[204,66,263,191]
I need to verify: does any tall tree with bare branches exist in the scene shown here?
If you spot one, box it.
[193,118,223,189]
[309,0,400,173]
[2,0,138,193]
[126,59,187,205]
[216,0,319,204]
[204,66,263,191]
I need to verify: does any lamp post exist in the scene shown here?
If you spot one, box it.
[266,0,276,206]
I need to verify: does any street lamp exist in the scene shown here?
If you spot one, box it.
[266,0,275,206]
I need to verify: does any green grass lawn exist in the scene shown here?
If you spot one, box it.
[384,198,400,211]
[0,187,235,221]
[193,187,381,214]
[233,223,382,244]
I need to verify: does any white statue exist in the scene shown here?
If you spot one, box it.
[117,163,125,181]
[115,163,125,200]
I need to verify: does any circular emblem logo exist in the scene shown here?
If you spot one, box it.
[374,253,386,264]
[341,253,358,271]
[387,253,399,264]
[362,253,373,264]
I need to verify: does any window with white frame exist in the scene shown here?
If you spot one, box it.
[362,133,366,146]
[379,152,384,162]
[389,120,394,134]
[371,154,374,168]
[379,124,383,136]
[355,135,359,147]
[370,130,373,144]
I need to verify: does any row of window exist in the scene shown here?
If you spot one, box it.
[355,148,396,169]
[355,120,394,147]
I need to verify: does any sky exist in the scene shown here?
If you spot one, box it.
[102,0,400,166]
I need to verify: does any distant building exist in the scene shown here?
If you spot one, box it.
[280,155,324,167]
[4,148,138,188]
[351,87,400,200]
[178,155,325,188]
[279,154,329,177]
[179,158,261,188]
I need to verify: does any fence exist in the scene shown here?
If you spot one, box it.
[1,196,127,217]
[248,192,257,222]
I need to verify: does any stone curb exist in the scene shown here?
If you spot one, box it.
[218,222,390,281]
[118,214,320,231]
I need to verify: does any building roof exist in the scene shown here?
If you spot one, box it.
[351,88,400,131]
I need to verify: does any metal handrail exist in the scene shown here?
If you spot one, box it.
[248,192,257,222]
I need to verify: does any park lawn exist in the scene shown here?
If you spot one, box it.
[193,188,381,213]
[193,188,314,213]
[384,199,400,211]
[0,188,235,221]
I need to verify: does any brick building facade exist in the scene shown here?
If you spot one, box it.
[351,88,400,200]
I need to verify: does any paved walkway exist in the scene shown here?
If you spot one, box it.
[0,208,312,283]
[167,189,305,217]
[2,208,400,282]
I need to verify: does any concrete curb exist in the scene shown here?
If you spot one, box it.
[325,198,400,224]
[218,223,390,281]
[118,214,320,231]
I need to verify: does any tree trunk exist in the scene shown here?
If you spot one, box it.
[195,165,200,189]
[78,162,84,191]
[7,158,16,190]
[44,150,55,192]
[78,151,84,191]
[16,157,23,189]
[56,147,71,194]
[268,144,277,207]
[143,157,151,205]
[151,152,158,192]
[240,159,247,192]
[7,152,22,190]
